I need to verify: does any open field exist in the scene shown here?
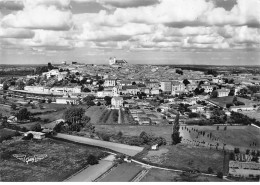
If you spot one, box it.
[85,106,108,124]
[141,168,227,182]
[240,110,260,122]
[181,125,260,152]
[141,144,226,174]
[0,137,106,182]
[0,128,18,142]
[95,125,173,143]
[209,96,234,107]
[237,97,257,106]
[0,105,12,117]
[100,163,143,182]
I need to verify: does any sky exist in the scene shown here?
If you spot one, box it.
[0,0,259,65]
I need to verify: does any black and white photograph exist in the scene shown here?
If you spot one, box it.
[0,0,259,183]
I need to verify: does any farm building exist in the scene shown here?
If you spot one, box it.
[216,88,230,97]
[151,144,159,150]
[56,97,79,105]
[230,105,256,112]
[24,131,45,139]
[189,105,205,113]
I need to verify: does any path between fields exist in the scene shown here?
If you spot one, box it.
[55,133,144,156]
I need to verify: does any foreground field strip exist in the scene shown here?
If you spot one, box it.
[55,133,144,156]
[99,163,143,182]
[131,169,150,182]
[63,164,90,181]
[65,160,114,182]
[131,159,218,178]
[93,163,118,182]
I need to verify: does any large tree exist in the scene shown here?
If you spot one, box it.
[104,96,112,105]
[16,108,30,121]
[183,79,190,86]
[210,90,218,98]
[63,107,85,124]
[172,113,182,145]
[83,95,95,106]
[16,79,25,90]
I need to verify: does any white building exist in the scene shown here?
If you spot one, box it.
[57,71,68,81]
[201,84,214,93]
[24,86,50,94]
[42,69,59,79]
[230,105,256,112]
[120,86,140,95]
[189,105,205,113]
[50,86,81,95]
[151,89,160,95]
[217,88,230,97]
[172,82,185,95]
[104,79,117,87]
[111,96,123,109]
[97,90,113,97]
[24,131,45,140]
[56,97,79,105]
[160,81,172,92]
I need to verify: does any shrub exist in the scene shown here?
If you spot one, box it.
[217,172,223,179]
[22,133,33,140]
[87,154,99,165]
[208,167,213,174]
[31,123,42,132]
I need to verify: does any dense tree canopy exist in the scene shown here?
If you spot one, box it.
[16,108,30,121]
[64,107,85,124]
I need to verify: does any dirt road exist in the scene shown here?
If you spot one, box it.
[55,133,144,156]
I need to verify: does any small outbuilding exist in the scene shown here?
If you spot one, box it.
[24,131,45,140]
[151,144,159,150]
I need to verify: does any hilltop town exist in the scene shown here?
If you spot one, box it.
[0,60,260,182]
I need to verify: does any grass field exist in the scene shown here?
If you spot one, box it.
[241,110,260,122]
[141,144,226,174]
[100,163,143,182]
[237,97,257,106]
[0,128,17,142]
[181,125,260,152]
[209,96,234,107]
[95,125,173,143]
[0,105,12,117]
[85,106,108,124]
[141,168,227,182]
[0,137,106,182]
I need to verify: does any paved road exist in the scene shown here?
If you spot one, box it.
[55,133,144,156]
[65,155,115,182]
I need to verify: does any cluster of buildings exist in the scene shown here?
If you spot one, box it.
[2,60,260,114]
